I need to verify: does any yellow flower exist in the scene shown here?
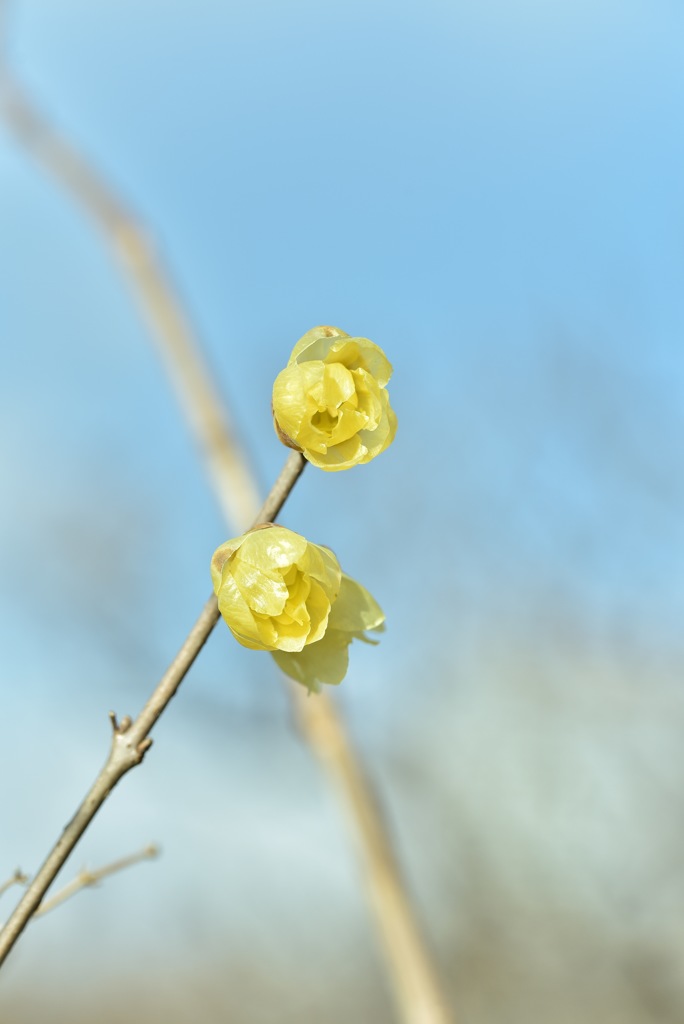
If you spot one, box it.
[211,525,385,691]
[272,326,397,471]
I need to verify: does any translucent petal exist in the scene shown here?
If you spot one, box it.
[290,332,392,386]
[272,362,326,437]
[238,525,308,571]
[231,558,288,617]
[297,417,336,454]
[353,370,384,427]
[271,618,309,652]
[359,394,397,460]
[271,629,351,692]
[328,574,385,633]
[304,434,368,471]
[216,572,265,649]
[298,542,341,592]
[327,405,368,445]
[210,536,247,592]
[304,578,333,644]
[288,326,349,365]
[319,338,393,386]
[319,362,355,409]
[281,571,312,626]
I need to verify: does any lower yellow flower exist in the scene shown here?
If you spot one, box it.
[211,525,385,691]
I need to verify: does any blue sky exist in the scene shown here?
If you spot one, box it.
[1,0,684,1015]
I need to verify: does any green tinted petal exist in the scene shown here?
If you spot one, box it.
[353,370,384,427]
[271,629,351,692]
[327,406,368,445]
[298,542,341,593]
[318,362,355,409]
[281,571,312,626]
[217,572,265,648]
[289,326,349,365]
[210,535,248,592]
[272,362,326,438]
[328,574,385,633]
[238,525,308,571]
[271,618,309,652]
[304,578,333,644]
[306,434,367,471]
[231,558,288,617]
[320,338,393,386]
[359,392,397,459]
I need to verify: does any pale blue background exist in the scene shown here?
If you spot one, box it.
[1,1,683,1021]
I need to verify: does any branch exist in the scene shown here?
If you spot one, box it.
[0,46,453,1023]
[0,451,305,968]
[33,844,159,918]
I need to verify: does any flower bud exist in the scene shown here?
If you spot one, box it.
[211,525,385,690]
[272,326,397,471]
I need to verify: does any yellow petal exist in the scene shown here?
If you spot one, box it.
[238,525,308,571]
[328,574,385,633]
[321,338,393,387]
[304,434,368,471]
[230,558,288,617]
[271,629,351,692]
[216,572,266,649]
[297,542,342,593]
[288,325,349,365]
[358,392,397,460]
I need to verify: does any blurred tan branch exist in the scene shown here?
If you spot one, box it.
[0,845,158,922]
[33,843,159,919]
[0,82,260,530]
[0,54,453,1024]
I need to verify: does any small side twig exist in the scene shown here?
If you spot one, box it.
[34,843,159,918]
[0,870,28,900]
[0,451,305,968]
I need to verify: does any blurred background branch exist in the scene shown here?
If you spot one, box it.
[1,845,158,924]
[32,843,159,919]
[0,27,451,1024]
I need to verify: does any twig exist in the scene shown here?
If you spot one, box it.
[0,451,305,968]
[0,49,453,1024]
[33,844,159,918]
[0,870,28,900]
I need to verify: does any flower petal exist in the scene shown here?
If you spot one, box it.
[271,629,351,692]
[328,574,385,633]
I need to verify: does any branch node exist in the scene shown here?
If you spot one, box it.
[137,738,153,759]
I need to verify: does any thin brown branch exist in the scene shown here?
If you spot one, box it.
[0,54,453,1024]
[33,844,159,919]
[0,870,28,900]
[0,451,305,968]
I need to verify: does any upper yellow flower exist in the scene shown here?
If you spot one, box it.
[211,525,385,691]
[272,326,397,471]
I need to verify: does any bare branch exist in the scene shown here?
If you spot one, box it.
[34,844,159,919]
[0,451,305,968]
[0,43,453,1023]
